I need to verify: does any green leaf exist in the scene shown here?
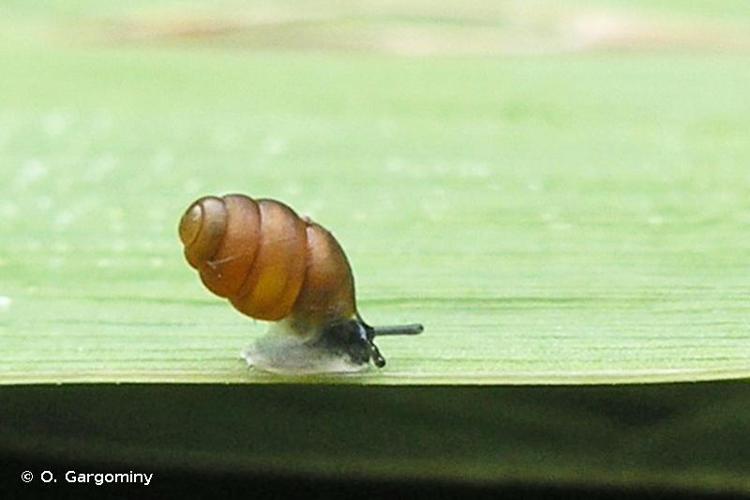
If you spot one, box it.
[2,30,750,384]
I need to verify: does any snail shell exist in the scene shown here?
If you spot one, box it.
[178,194,422,374]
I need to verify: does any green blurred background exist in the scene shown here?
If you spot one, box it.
[1,1,750,497]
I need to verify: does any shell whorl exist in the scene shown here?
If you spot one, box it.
[179,194,357,327]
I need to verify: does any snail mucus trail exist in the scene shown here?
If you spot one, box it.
[179,194,423,374]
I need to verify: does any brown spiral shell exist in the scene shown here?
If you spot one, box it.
[178,194,357,331]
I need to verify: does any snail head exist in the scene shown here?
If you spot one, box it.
[317,317,423,369]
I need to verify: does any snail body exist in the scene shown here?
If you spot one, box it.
[179,193,422,374]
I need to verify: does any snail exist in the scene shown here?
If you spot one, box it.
[178,193,423,374]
